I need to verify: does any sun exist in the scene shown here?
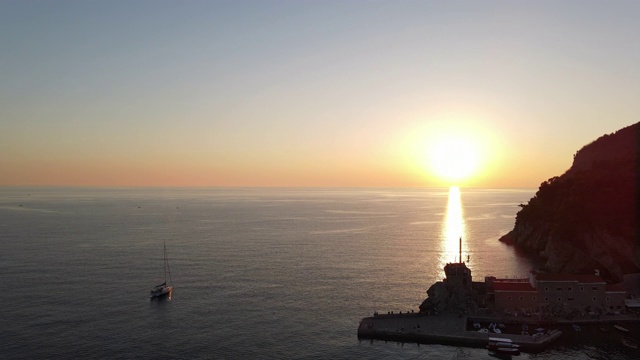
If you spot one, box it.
[400,117,497,186]
[427,134,481,184]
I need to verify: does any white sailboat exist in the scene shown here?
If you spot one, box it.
[150,242,173,299]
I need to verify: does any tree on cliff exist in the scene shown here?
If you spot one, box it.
[502,122,640,281]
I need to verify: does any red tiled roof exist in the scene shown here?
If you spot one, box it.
[605,283,626,292]
[493,282,537,292]
[534,272,605,284]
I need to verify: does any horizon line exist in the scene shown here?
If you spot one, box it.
[0,184,539,190]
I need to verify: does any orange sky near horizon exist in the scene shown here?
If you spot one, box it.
[1,2,638,188]
[1,115,590,188]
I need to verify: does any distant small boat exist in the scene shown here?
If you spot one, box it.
[488,337,515,344]
[150,242,173,299]
[487,342,520,350]
[614,324,629,332]
[488,337,521,357]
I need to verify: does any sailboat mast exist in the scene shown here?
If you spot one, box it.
[459,237,462,263]
[163,242,167,283]
[166,244,172,286]
[163,241,172,286]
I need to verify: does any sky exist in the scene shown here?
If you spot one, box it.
[1,0,639,188]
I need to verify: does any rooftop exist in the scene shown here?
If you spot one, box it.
[534,272,605,284]
[605,283,626,292]
[492,282,537,292]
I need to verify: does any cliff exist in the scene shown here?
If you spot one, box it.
[500,122,640,282]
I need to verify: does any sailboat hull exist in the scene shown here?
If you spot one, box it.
[150,242,173,299]
[150,286,173,299]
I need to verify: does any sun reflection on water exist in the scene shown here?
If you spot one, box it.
[440,186,467,269]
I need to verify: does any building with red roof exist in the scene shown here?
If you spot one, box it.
[486,270,627,313]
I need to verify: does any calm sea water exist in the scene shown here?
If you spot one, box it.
[1,187,637,359]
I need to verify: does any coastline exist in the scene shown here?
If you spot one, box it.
[358,311,639,352]
[357,312,563,352]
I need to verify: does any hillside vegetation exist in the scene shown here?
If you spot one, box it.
[500,123,640,282]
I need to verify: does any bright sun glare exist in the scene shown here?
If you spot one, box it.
[441,185,467,267]
[427,135,480,184]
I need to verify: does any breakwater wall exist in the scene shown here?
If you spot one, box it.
[357,313,562,353]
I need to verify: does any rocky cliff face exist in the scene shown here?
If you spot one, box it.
[500,123,640,282]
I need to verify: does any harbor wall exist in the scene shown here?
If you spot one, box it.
[357,313,563,353]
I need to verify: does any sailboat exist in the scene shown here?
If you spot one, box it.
[487,337,521,357]
[150,242,173,299]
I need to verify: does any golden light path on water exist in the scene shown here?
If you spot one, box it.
[440,186,468,269]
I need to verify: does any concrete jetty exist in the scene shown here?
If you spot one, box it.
[357,312,563,353]
[359,245,640,353]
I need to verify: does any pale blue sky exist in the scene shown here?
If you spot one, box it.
[1,1,639,187]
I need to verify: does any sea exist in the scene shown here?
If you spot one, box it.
[1,187,637,359]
